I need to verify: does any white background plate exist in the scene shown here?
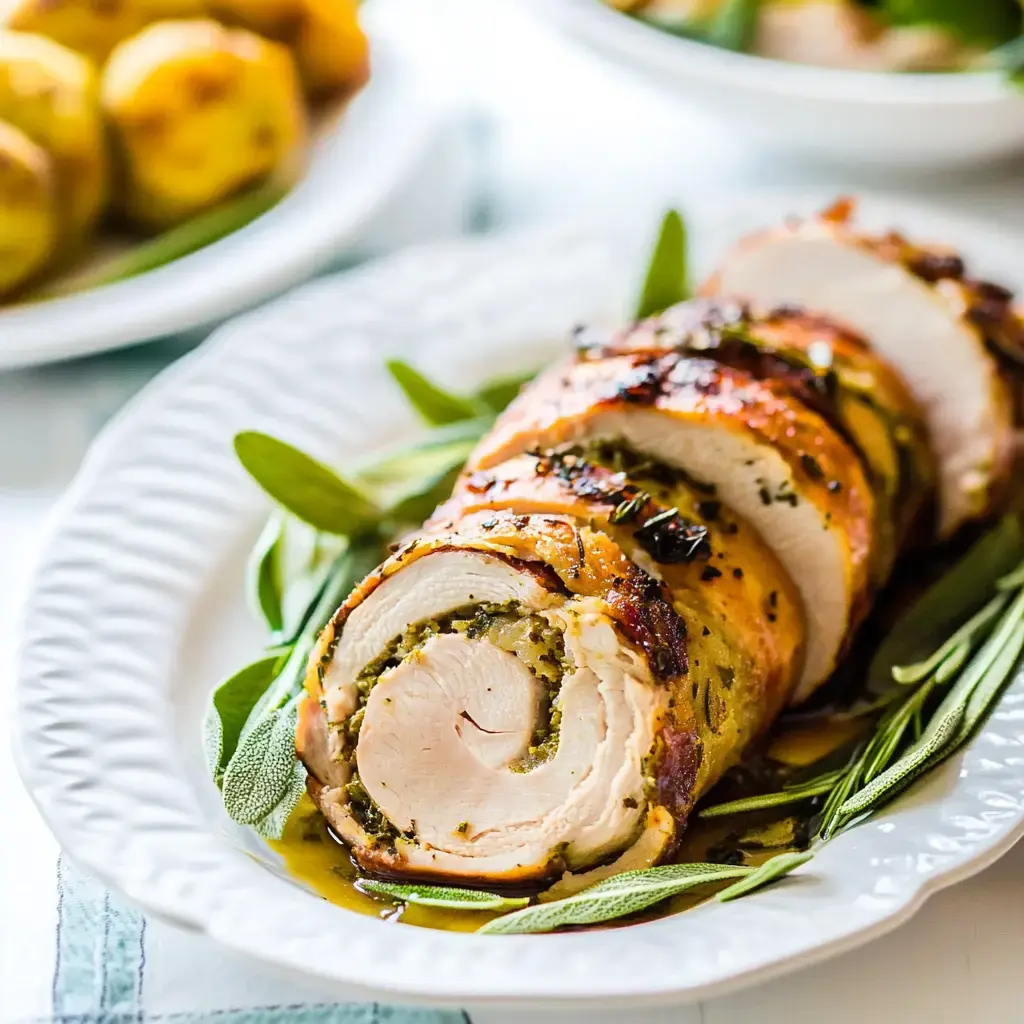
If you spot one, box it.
[0,14,459,371]
[14,192,1024,1008]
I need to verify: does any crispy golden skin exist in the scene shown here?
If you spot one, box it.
[586,298,936,580]
[0,118,56,295]
[210,0,369,98]
[431,453,805,801]
[102,19,307,228]
[4,0,207,66]
[0,30,107,239]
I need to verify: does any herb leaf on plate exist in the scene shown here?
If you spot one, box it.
[203,653,285,785]
[246,515,286,635]
[385,359,486,426]
[360,880,530,911]
[234,431,380,536]
[477,862,752,935]
[222,695,304,825]
[715,851,813,903]
[635,209,689,320]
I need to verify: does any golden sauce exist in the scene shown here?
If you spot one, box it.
[270,742,821,933]
[268,798,506,932]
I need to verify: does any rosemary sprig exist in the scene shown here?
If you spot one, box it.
[700,518,1024,843]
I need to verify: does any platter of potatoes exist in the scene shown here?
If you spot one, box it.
[0,1,443,368]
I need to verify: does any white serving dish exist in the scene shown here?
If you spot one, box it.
[527,0,1024,169]
[0,19,466,371]
[14,192,1024,1008]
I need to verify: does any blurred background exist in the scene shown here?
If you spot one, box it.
[2,0,1024,1021]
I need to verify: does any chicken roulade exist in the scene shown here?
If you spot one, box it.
[298,489,801,885]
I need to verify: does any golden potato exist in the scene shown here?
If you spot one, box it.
[0,118,57,296]
[4,0,207,66]
[0,30,108,238]
[102,20,307,229]
[210,0,369,97]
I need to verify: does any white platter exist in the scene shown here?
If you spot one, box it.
[0,20,457,371]
[14,192,1024,1008]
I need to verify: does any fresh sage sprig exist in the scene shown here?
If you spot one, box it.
[385,359,488,426]
[359,880,529,912]
[635,209,689,320]
[234,433,381,536]
[715,851,813,903]
[207,539,381,836]
[477,852,811,935]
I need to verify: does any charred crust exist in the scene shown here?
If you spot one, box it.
[653,726,703,833]
[610,570,688,681]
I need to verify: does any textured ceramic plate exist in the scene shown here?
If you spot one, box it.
[15,193,1024,1008]
[0,18,450,371]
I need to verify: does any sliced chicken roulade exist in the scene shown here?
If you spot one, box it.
[705,200,1015,537]
[433,449,804,803]
[580,297,935,580]
[299,511,698,885]
[470,341,875,701]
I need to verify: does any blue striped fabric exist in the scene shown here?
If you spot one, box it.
[44,858,468,1024]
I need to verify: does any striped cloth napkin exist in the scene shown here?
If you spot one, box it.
[45,857,466,1024]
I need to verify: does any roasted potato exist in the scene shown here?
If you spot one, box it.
[0,30,108,239]
[0,118,57,295]
[4,0,207,66]
[210,0,369,97]
[102,20,307,229]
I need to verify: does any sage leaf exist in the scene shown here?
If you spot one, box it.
[477,862,750,935]
[277,529,348,644]
[242,541,382,736]
[635,209,688,320]
[234,432,380,536]
[705,0,760,51]
[475,369,537,413]
[868,515,1024,694]
[698,769,844,818]
[203,654,282,785]
[246,515,285,634]
[385,360,484,426]
[360,880,529,911]
[715,851,814,903]
[386,461,465,525]
[222,697,302,825]
[251,760,308,840]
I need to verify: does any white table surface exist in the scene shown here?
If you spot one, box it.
[4,1,1024,1021]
